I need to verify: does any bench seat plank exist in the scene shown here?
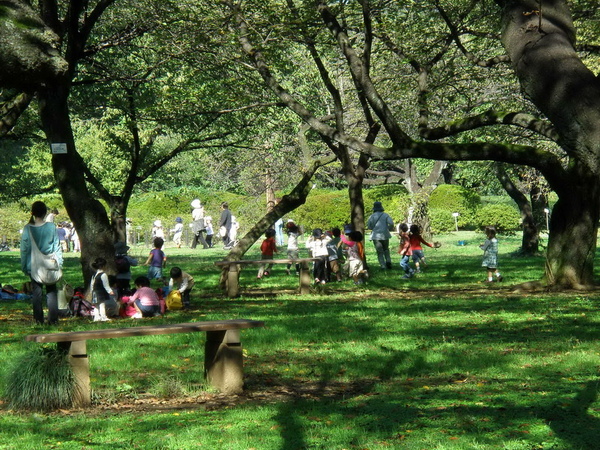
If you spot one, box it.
[25,319,264,343]
[215,258,318,266]
[215,258,319,297]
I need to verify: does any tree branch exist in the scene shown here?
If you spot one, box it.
[0,92,33,137]
[420,109,559,141]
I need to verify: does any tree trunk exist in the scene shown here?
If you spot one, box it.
[38,84,115,283]
[495,164,540,255]
[499,0,600,286]
[544,184,599,289]
[109,196,130,244]
[347,167,366,235]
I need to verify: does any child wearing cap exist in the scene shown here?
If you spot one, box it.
[171,217,184,248]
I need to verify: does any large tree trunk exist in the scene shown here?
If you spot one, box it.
[500,0,600,287]
[544,182,600,289]
[38,84,115,283]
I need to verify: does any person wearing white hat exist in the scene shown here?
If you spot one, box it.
[151,220,164,240]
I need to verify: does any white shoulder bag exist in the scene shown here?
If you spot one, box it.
[29,228,63,285]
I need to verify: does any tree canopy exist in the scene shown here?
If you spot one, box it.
[1,0,600,288]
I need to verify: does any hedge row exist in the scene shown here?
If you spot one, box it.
[0,185,521,245]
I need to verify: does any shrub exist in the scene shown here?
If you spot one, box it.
[293,190,350,231]
[429,184,481,230]
[475,203,521,232]
[430,185,480,214]
[429,209,457,234]
[5,346,76,411]
[363,185,411,224]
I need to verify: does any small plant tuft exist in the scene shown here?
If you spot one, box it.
[4,346,76,411]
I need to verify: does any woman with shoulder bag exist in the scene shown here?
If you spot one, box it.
[20,201,63,325]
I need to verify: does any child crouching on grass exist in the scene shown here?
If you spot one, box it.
[125,276,161,318]
[169,267,195,310]
[343,231,368,285]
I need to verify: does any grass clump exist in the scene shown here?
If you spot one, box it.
[4,346,76,411]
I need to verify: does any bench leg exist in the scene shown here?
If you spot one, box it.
[299,261,312,294]
[204,329,243,394]
[226,265,240,298]
[58,340,91,407]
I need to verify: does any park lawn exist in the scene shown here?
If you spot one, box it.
[1,231,600,449]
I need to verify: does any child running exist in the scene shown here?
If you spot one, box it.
[258,229,278,279]
[398,223,414,278]
[409,224,434,273]
[480,226,503,282]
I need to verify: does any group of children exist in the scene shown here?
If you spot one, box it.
[258,220,502,285]
[88,237,195,321]
[256,222,369,286]
[397,224,437,278]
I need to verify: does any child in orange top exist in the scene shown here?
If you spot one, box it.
[398,223,414,278]
[257,229,278,279]
[409,224,434,273]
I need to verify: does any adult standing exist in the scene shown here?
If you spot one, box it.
[114,241,138,293]
[366,201,394,269]
[219,202,233,249]
[45,208,58,223]
[57,222,68,252]
[274,217,284,247]
[20,201,63,325]
[190,199,209,249]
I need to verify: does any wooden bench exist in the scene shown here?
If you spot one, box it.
[215,258,319,298]
[25,319,265,407]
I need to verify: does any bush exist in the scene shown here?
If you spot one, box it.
[475,203,521,232]
[293,190,350,232]
[363,185,411,224]
[5,346,76,411]
[430,184,480,210]
[429,185,481,231]
[429,209,457,234]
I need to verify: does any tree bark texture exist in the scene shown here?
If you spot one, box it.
[499,0,600,286]
[495,165,540,255]
[0,0,66,90]
[38,84,115,283]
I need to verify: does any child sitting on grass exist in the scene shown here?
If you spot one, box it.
[89,257,118,322]
[168,267,195,310]
[125,276,161,318]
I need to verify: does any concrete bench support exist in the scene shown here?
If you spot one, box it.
[26,319,264,407]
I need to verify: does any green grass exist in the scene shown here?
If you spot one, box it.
[1,231,599,449]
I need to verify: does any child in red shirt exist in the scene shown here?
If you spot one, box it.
[258,229,278,279]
